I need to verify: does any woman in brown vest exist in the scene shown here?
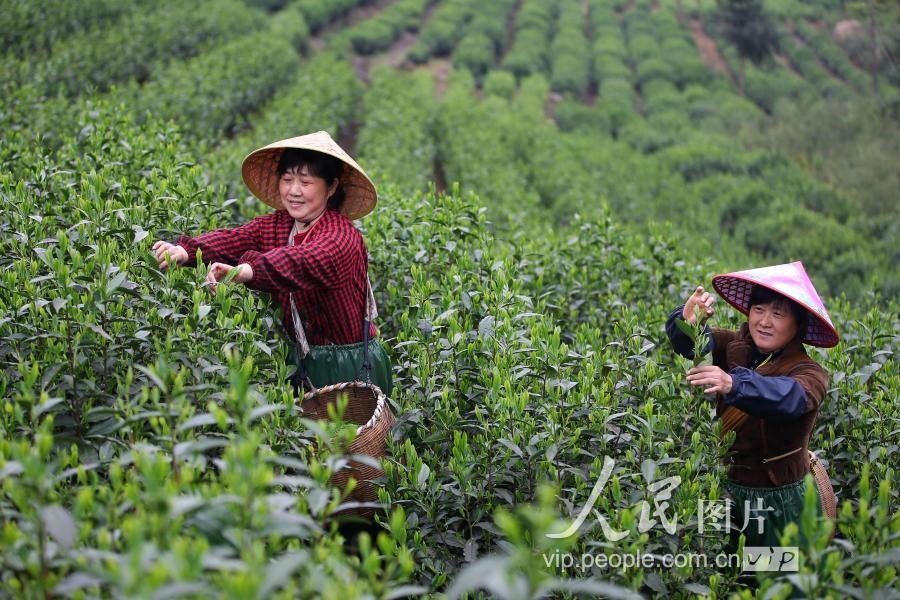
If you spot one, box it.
[666,262,839,550]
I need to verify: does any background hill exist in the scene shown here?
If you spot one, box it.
[1,0,898,598]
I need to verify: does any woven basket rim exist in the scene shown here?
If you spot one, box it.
[301,380,387,436]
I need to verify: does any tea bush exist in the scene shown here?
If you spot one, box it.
[17,0,265,98]
[502,0,558,79]
[619,119,679,154]
[453,33,496,81]
[644,81,690,116]
[467,0,517,54]
[774,24,841,96]
[295,0,367,34]
[350,0,430,55]
[740,95,900,259]
[661,37,714,89]
[549,0,591,97]
[453,0,516,81]
[593,54,633,82]
[684,86,765,133]
[407,0,475,63]
[554,99,614,134]
[432,70,541,226]
[597,78,639,135]
[0,0,158,58]
[268,3,311,55]
[356,67,437,194]
[0,101,425,598]
[246,0,290,12]
[793,20,871,92]
[364,183,900,596]
[134,30,300,141]
[482,70,517,100]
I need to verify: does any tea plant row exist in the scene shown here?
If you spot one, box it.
[295,0,372,34]
[349,0,433,55]
[2,0,265,99]
[0,101,426,598]
[452,0,518,81]
[356,68,438,194]
[0,0,161,58]
[549,0,592,97]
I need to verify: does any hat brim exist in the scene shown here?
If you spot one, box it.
[241,131,377,221]
[712,273,839,348]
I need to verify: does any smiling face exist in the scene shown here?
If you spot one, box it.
[278,166,337,223]
[748,301,800,353]
[275,149,344,224]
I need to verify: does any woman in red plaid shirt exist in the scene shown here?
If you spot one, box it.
[152,131,392,396]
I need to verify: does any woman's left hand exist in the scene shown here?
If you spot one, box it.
[206,262,253,295]
[686,365,733,395]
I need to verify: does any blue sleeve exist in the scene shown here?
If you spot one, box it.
[665,304,712,359]
[724,367,809,419]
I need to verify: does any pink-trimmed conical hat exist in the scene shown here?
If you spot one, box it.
[712,261,839,348]
[241,131,377,221]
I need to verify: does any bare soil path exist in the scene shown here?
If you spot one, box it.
[689,19,733,82]
[430,59,452,100]
[344,0,435,85]
[498,0,524,65]
[370,31,419,69]
[369,0,440,70]
[774,53,802,77]
[352,54,371,84]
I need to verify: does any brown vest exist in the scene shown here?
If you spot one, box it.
[712,324,829,487]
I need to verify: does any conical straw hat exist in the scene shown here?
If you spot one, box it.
[712,261,839,348]
[241,131,377,220]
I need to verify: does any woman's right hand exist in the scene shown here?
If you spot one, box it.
[683,286,715,325]
[152,241,189,270]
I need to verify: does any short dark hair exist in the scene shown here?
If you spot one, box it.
[749,285,808,339]
[276,148,346,210]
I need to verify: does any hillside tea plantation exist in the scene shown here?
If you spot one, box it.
[1,0,898,598]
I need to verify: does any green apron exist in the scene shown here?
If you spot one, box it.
[287,338,393,398]
[723,476,822,548]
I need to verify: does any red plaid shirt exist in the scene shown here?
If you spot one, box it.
[177,209,374,346]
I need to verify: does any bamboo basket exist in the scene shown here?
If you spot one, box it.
[301,381,394,518]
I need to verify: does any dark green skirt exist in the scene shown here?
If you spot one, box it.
[287,340,393,399]
[724,477,822,548]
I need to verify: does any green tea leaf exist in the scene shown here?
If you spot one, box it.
[674,317,695,339]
